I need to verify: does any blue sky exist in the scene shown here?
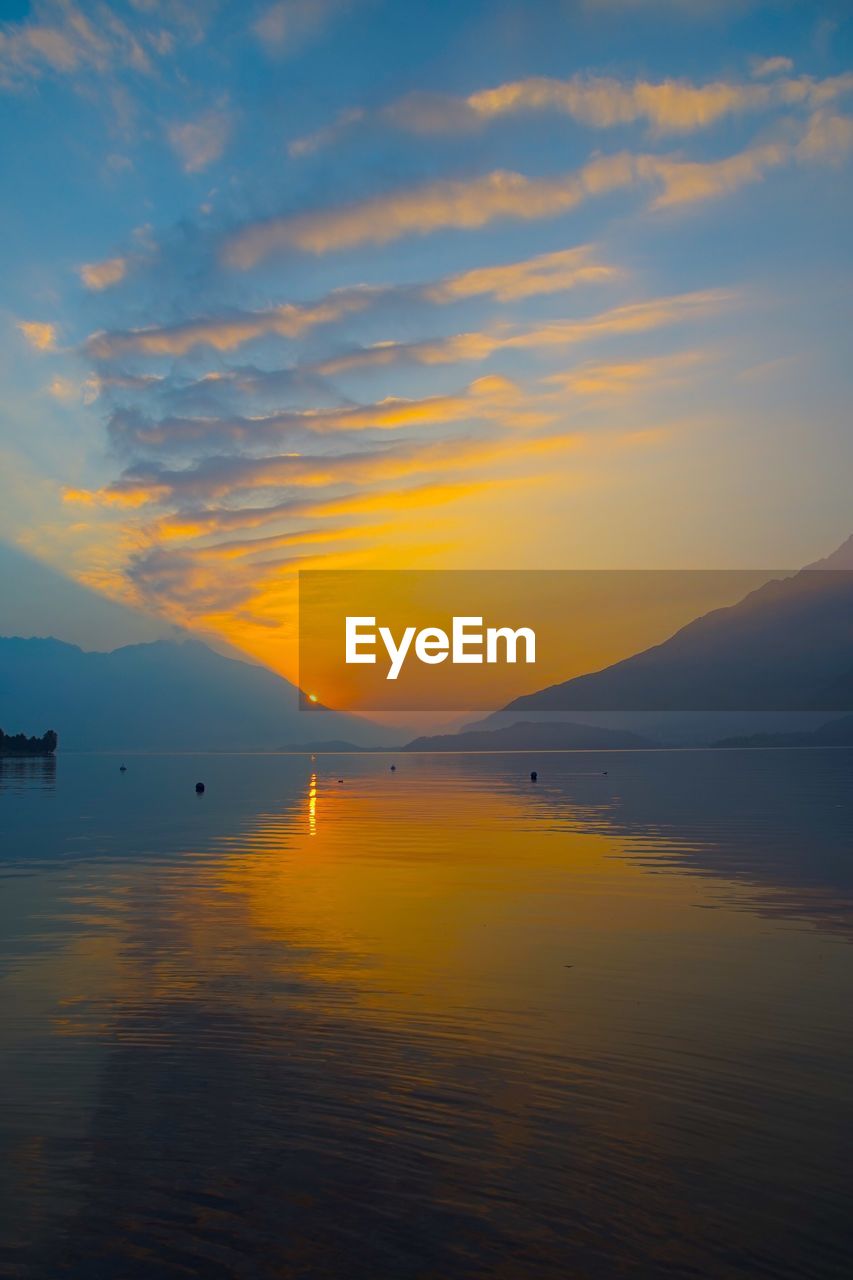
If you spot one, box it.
[1,0,851,673]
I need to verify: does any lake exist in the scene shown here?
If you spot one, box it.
[1,749,851,1279]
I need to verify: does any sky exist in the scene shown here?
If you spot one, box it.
[1,0,852,683]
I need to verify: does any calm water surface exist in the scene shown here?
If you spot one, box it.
[1,749,851,1279]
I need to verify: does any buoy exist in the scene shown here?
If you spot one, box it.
[337,778,344,784]
[390,764,396,771]
[195,782,205,794]
[119,765,127,773]
[530,770,538,782]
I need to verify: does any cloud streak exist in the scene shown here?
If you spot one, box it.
[223,114,853,263]
[222,154,643,263]
[312,290,732,376]
[87,245,619,361]
[104,375,529,455]
[86,288,380,360]
[0,0,153,89]
[288,69,853,153]
[67,429,577,510]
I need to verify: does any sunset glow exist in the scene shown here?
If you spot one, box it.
[1,0,851,692]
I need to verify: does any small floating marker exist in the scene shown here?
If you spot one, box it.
[530,770,538,782]
[337,778,344,784]
[195,782,205,794]
[603,770,608,776]
[119,765,127,773]
[390,764,396,772]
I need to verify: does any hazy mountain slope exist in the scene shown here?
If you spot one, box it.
[714,714,853,749]
[0,541,167,651]
[404,720,658,752]
[500,561,853,715]
[0,636,392,750]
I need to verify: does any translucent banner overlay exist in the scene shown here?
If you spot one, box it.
[298,569,853,713]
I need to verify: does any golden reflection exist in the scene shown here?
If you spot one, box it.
[9,762,849,1074]
[308,770,317,837]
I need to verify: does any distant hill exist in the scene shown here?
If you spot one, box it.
[404,720,658,752]
[0,541,167,651]
[714,714,853,749]
[0,636,392,751]
[500,555,853,716]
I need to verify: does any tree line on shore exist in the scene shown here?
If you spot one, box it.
[0,728,57,756]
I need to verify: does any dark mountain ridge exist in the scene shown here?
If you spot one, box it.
[501,563,853,716]
[714,714,853,749]
[404,720,658,752]
[0,635,392,751]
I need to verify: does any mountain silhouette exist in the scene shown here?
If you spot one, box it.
[500,554,853,715]
[404,720,658,752]
[714,714,853,749]
[0,636,391,751]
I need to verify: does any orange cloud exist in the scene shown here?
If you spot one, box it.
[76,426,581,511]
[86,288,378,359]
[547,350,706,396]
[222,111,853,263]
[460,72,853,134]
[315,290,732,375]
[147,479,501,543]
[221,153,641,264]
[295,70,853,152]
[17,319,57,351]
[78,256,128,291]
[88,245,619,361]
[424,245,621,303]
[648,141,790,208]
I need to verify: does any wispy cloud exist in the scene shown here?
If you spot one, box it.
[104,375,529,456]
[67,429,577,510]
[46,375,79,401]
[87,245,619,362]
[86,287,379,360]
[0,0,212,93]
[224,114,853,263]
[252,0,347,53]
[651,115,853,206]
[17,320,57,351]
[312,291,733,376]
[146,479,504,543]
[648,140,789,208]
[167,108,233,173]
[796,110,853,162]
[288,69,853,153]
[0,0,152,89]
[288,106,365,156]
[751,56,794,79]
[424,246,621,303]
[546,350,706,396]
[78,256,129,291]
[222,153,644,263]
